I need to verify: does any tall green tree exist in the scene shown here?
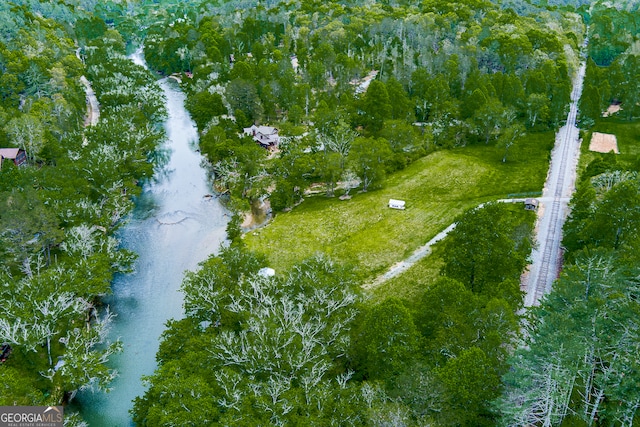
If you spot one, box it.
[471,97,508,145]
[436,346,502,427]
[0,188,63,271]
[317,118,358,171]
[441,203,531,294]
[348,136,392,191]
[360,80,391,134]
[564,172,640,254]
[417,278,478,361]
[225,78,263,124]
[350,298,421,382]
[497,123,525,163]
[185,90,226,131]
[5,115,44,164]
[386,78,413,122]
[498,250,640,427]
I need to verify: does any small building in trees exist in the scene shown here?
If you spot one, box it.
[389,199,406,210]
[0,148,27,168]
[243,125,280,148]
[524,198,539,211]
[0,343,11,363]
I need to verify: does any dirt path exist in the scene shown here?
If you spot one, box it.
[80,75,100,126]
[363,222,456,290]
[76,47,100,127]
[365,199,528,290]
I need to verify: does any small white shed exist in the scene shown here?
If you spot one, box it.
[388,199,406,210]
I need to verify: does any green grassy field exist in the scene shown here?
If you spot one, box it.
[368,203,536,305]
[368,244,446,304]
[244,132,554,288]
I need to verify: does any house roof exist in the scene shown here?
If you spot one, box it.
[0,148,21,159]
[244,125,278,135]
[243,125,280,146]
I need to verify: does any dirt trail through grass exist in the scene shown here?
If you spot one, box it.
[365,199,529,289]
[364,223,456,289]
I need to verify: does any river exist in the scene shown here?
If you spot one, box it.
[75,53,229,426]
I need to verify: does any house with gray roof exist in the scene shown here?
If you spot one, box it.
[243,125,280,148]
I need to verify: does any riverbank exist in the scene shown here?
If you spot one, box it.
[75,55,229,426]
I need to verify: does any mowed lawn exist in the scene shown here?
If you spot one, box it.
[244,132,554,281]
[371,244,446,304]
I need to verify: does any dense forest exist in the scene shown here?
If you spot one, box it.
[138,0,582,214]
[499,3,640,426]
[0,0,639,426]
[0,2,166,424]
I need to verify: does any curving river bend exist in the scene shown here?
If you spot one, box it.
[75,53,229,426]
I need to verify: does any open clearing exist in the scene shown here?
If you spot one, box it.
[589,132,619,154]
[603,103,622,117]
[580,119,640,174]
[245,133,554,289]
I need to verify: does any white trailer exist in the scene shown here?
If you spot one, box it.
[388,199,406,210]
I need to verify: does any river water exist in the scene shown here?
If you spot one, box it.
[75,55,228,426]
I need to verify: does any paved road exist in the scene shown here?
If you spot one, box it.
[522,59,587,307]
